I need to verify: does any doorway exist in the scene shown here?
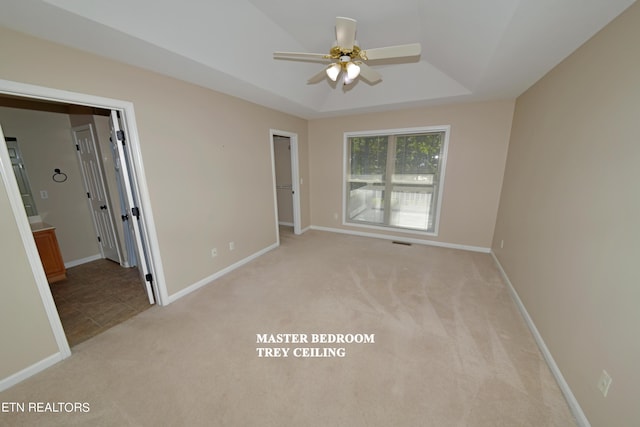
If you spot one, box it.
[0,103,149,347]
[0,79,166,358]
[270,129,301,240]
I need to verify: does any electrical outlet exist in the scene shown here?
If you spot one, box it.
[598,370,612,397]
[211,248,217,258]
[229,241,235,251]
[40,190,48,199]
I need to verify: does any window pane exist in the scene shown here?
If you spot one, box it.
[347,183,385,224]
[394,133,442,178]
[390,133,443,231]
[347,136,388,225]
[389,186,433,230]
[349,136,388,178]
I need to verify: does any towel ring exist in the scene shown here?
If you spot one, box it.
[52,168,68,183]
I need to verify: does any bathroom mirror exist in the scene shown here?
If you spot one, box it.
[5,137,39,217]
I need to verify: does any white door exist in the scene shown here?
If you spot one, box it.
[72,124,122,264]
[110,110,156,304]
[109,138,137,268]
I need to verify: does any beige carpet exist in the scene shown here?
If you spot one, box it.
[0,229,576,426]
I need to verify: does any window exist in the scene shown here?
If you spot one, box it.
[344,126,449,234]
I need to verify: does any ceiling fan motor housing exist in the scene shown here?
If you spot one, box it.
[330,45,365,61]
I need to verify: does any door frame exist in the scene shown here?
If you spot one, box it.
[269,129,301,241]
[0,78,168,359]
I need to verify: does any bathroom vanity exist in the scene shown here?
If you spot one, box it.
[30,222,66,283]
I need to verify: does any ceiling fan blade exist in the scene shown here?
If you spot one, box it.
[273,52,329,61]
[307,67,329,84]
[336,17,357,50]
[357,63,382,84]
[361,43,421,61]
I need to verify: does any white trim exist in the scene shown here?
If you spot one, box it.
[310,225,490,253]
[290,137,302,235]
[0,352,64,392]
[269,133,280,247]
[0,124,72,361]
[165,243,279,304]
[278,221,294,227]
[490,251,590,427]
[64,254,102,269]
[340,219,439,237]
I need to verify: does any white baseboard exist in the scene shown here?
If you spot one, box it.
[490,251,590,427]
[166,243,279,304]
[64,254,102,269]
[0,352,64,392]
[278,221,294,226]
[310,225,491,253]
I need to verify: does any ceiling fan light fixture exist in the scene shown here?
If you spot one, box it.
[346,62,360,80]
[326,63,341,81]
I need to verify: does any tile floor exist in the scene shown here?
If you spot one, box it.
[49,259,152,347]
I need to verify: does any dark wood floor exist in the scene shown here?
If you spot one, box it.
[50,259,151,347]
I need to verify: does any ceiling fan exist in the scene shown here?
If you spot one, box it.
[273,17,421,86]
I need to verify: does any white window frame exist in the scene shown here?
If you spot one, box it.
[342,125,450,236]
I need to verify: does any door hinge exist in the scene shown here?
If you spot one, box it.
[87,192,91,198]
[75,144,80,151]
[97,236,102,242]
[116,130,125,143]
[121,214,129,221]
[145,273,153,282]
[131,206,140,219]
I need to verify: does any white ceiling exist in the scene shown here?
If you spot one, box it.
[0,0,635,119]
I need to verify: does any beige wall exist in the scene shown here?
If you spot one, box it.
[0,171,59,379]
[0,107,100,263]
[0,26,308,382]
[492,2,640,426]
[308,100,515,249]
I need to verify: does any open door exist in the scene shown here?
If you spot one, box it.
[109,138,137,269]
[110,110,156,304]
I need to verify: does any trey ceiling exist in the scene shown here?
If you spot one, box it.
[0,0,635,119]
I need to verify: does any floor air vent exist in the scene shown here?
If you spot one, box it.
[392,241,412,246]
